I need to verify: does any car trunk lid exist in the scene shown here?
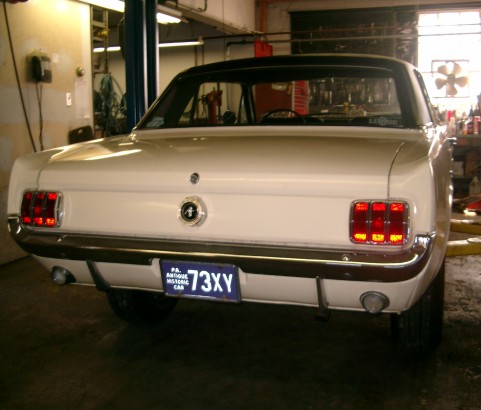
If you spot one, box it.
[37,126,427,248]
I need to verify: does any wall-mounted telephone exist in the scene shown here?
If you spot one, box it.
[29,51,52,83]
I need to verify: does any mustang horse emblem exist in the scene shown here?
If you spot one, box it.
[178,197,206,226]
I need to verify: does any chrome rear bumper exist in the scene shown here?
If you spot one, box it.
[8,216,433,283]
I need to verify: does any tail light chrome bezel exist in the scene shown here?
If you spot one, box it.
[350,200,410,246]
[20,191,63,228]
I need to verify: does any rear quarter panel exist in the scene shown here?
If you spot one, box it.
[390,125,452,306]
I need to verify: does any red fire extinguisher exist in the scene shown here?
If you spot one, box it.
[203,89,223,124]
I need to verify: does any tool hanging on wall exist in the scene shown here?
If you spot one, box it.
[95,73,126,136]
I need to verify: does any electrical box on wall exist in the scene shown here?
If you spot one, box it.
[28,50,52,83]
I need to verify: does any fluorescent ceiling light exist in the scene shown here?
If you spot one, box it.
[93,41,202,52]
[158,38,204,48]
[81,0,124,13]
[157,4,182,24]
[93,46,121,52]
[94,41,203,52]
[157,12,181,24]
[80,1,182,24]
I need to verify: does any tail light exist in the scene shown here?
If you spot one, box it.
[21,191,62,228]
[350,200,409,245]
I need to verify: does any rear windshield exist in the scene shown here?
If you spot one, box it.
[141,66,404,129]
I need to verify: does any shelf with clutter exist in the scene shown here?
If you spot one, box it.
[448,100,481,198]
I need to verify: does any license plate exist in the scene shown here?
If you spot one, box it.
[161,260,241,303]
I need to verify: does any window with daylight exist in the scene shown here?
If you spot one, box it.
[418,11,481,112]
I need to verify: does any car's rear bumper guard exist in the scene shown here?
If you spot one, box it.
[8,216,433,283]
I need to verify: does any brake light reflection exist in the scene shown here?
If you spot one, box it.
[350,200,408,245]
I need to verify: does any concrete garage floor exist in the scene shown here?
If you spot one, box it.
[0,251,480,409]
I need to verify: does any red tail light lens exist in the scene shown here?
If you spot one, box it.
[350,200,408,245]
[45,192,60,227]
[33,192,45,226]
[388,202,406,244]
[20,192,33,225]
[352,202,369,242]
[371,202,387,243]
[21,191,62,228]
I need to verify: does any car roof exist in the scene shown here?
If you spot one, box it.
[176,54,414,77]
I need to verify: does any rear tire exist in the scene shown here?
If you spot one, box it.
[391,261,445,354]
[106,289,177,324]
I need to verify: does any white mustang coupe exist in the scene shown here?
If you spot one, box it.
[8,54,452,353]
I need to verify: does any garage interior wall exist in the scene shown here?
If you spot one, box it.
[0,0,93,264]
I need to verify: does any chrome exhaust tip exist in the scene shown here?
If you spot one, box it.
[51,267,76,285]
